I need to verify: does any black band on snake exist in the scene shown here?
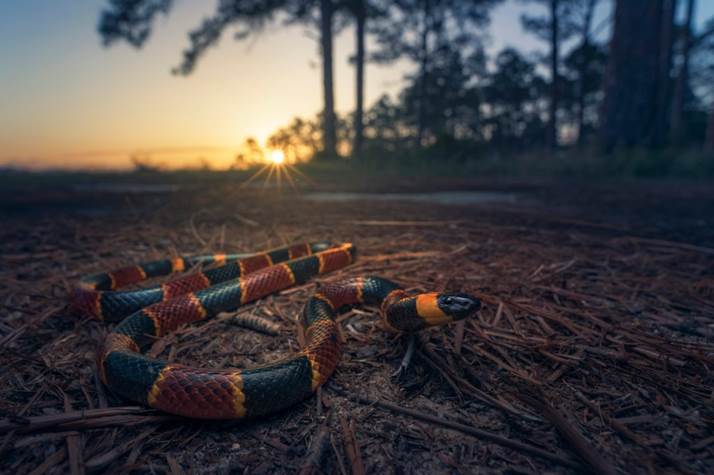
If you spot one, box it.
[72,242,481,420]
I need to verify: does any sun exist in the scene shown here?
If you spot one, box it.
[241,146,312,191]
[269,149,285,165]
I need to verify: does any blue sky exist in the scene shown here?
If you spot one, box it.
[0,0,712,169]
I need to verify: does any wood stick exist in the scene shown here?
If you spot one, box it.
[330,433,349,475]
[419,339,538,420]
[166,455,186,475]
[339,390,580,469]
[340,415,365,475]
[520,393,617,475]
[298,423,331,475]
[84,426,157,471]
[63,395,84,475]
[0,407,160,434]
[415,348,463,401]
[28,447,66,475]
[573,390,644,445]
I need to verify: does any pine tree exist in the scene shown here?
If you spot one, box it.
[600,0,672,150]
[520,0,580,151]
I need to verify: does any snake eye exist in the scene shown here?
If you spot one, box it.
[437,293,481,319]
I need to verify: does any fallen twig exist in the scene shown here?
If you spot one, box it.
[0,407,164,434]
[28,447,66,475]
[298,423,331,475]
[337,389,581,469]
[340,415,365,475]
[63,394,84,475]
[519,391,617,475]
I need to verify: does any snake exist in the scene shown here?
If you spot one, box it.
[72,242,481,420]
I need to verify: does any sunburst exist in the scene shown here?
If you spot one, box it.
[240,149,312,192]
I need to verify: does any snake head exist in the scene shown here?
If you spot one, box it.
[437,293,481,320]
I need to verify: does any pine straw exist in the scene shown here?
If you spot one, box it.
[0,184,713,474]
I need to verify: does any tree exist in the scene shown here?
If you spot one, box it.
[363,95,407,152]
[399,42,473,144]
[652,0,677,145]
[267,115,322,162]
[571,0,598,145]
[482,48,547,148]
[343,0,367,157]
[234,137,266,168]
[600,0,672,150]
[520,0,580,151]
[670,0,696,145]
[371,0,501,147]
[98,0,172,48]
[707,104,714,150]
[690,17,714,150]
[98,0,342,158]
[319,0,337,157]
[562,41,607,144]
[704,35,714,151]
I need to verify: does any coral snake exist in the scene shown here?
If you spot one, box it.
[72,242,480,420]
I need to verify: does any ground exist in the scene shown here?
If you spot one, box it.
[0,172,713,474]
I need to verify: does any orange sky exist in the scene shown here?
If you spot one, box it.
[2,0,668,170]
[0,2,413,170]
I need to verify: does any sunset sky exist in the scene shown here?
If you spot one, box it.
[1,1,711,170]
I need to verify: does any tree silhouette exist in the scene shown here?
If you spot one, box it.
[691,18,714,150]
[318,0,337,157]
[362,95,406,152]
[708,101,714,150]
[520,0,581,150]
[399,42,472,145]
[670,0,697,145]
[234,137,266,168]
[98,0,172,48]
[600,0,672,150]
[686,15,714,148]
[267,115,322,161]
[343,0,384,157]
[568,0,600,145]
[562,41,607,144]
[100,0,714,163]
[371,0,501,148]
[98,0,342,158]
[482,48,547,148]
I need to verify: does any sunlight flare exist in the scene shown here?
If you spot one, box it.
[240,146,313,193]
[269,149,285,165]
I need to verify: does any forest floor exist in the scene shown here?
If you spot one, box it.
[1,171,713,474]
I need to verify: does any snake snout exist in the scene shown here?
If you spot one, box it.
[437,293,481,319]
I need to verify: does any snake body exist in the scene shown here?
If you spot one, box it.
[72,242,332,321]
[73,243,480,420]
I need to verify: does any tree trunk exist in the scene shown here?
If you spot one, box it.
[652,0,677,146]
[706,103,714,151]
[548,0,559,151]
[576,0,597,146]
[320,0,337,157]
[693,24,714,49]
[670,0,696,145]
[416,0,430,148]
[352,0,366,158]
[600,0,666,151]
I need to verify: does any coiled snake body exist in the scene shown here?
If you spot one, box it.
[72,242,480,420]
